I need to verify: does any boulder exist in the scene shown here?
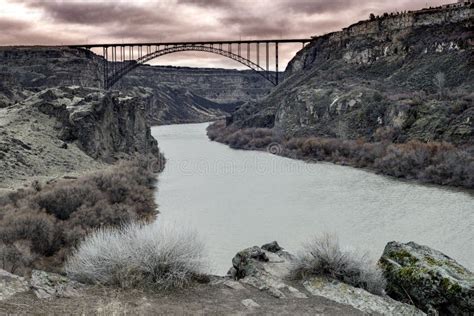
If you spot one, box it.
[228,242,423,314]
[379,241,474,315]
[228,243,305,299]
[0,269,29,301]
[304,277,424,315]
[230,246,269,279]
[261,241,282,253]
[30,269,83,299]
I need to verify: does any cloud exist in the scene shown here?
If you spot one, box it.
[20,1,174,26]
[176,0,234,9]
[0,18,30,32]
[1,0,455,68]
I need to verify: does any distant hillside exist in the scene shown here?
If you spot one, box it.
[123,65,274,105]
[228,4,473,145]
[0,47,274,125]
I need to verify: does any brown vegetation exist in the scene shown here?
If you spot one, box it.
[0,156,160,274]
[208,121,474,189]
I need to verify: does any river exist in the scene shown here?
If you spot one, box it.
[152,123,474,275]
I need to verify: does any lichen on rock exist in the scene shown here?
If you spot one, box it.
[379,241,474,315]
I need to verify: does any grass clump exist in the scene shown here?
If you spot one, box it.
[291,234,386,296]
[65,221,207,290]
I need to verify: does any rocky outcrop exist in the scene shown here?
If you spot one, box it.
[0,269,29,301]
[4,241,467,315]
[0,47,273,126]
[0,85,162,189]
[228,5,473,145]
[31,270,83,299]
[303,278,424,315]
[229,242,423,315]
[122,65,274,105]
[136,85,229,125]
[24,87,160,162]
[380,241,474,315]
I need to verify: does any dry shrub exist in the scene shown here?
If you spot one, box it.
[207,121,473,189]
[65,221,207,290]
[207,122,276,151]
[291,234,386,296]
[0,156,159,274]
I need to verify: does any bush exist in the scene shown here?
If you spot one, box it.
[0,156,159,273]
[207,121,473,189]
[291,234,386,296]
[65,221,207,290]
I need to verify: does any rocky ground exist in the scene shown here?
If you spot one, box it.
[3,241,472,315]
[0,95,104,192]
[1,275,363,315]
[0,86,161,192]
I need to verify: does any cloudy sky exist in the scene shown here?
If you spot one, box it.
[0,0,452,69]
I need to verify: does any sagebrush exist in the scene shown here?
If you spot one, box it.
[291,234,386,295]
[0,156,159,274]
[207,121,474,189]
[65,221,207,290]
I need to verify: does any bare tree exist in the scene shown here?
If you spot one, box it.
[433,72,446,100]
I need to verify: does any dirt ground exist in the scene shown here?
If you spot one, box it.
[1,278,364,315]
[0,104,105,194]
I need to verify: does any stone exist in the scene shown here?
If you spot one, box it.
[303,277,424,315]
[261,241,282,253]
[223,280,245,291]
[0,269,29,301]
[268,287,286,299]
[241,298,260,309]
[231,246,269,279]
[287,286,308,299]
[379,241,474,315]
[30,270,83,299]
[229,243,423,314]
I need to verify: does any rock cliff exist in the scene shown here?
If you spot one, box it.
[122,65,274,105]
[0,86,160,189]
[0,46,272,187]
[0,47,273,126]
[228,4,473,145]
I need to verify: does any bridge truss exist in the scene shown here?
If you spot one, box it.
[69,39,311,89]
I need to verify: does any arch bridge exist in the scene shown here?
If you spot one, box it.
[69,39,311,89]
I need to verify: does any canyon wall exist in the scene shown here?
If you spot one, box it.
[0,46,273,187]
[123,65,273,105]
[229,4,473,144]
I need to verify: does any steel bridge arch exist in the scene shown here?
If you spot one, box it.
[106,44,278,89]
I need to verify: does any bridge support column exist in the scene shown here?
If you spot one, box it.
[276,42,279,85]
[266,43,269,75]
[256,42,260,66]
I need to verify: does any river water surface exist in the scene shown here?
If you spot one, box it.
[152,123,474,275]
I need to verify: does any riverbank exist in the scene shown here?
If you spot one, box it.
[153,123,474,272]
[1,122,472,315]
[207,120,474,190]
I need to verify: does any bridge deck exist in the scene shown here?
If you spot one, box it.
[68,39,312,49]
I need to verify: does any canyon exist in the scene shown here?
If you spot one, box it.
[228,5,473,145]
[0,2,473,315]
[0,48,272,190]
